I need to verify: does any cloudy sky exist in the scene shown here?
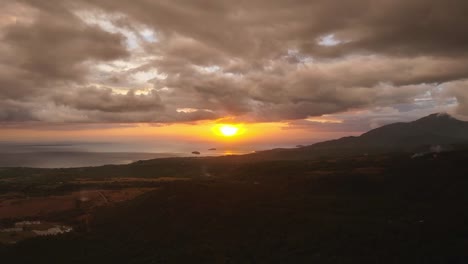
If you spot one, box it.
[1,0,468,151]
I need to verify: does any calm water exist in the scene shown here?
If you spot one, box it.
[0,144,252,168]
[0,142,273,168]
[0,152,181,168]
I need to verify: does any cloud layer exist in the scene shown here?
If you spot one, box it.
[1,0,468,125]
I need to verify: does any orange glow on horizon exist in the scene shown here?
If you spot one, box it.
[0,121,290,143]
[0,120,360,149]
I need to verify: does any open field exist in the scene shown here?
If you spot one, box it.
[0,188,161,220]
[0,171,193,245]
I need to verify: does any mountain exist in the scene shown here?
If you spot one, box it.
[250,113,468,160]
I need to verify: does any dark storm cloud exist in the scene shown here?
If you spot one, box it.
[0,100,36,122]
[81,0,468,59]
[0,0,129,101]
[298,0,468,58]
[1,0,468,124]
[53,87,163,113]
[4,15,128,82]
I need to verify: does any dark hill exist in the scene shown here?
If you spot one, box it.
[250,113,468,160]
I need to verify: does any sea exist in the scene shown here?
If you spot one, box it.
[0,142,254,168]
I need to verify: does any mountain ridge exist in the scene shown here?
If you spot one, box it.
[249,113,468,160]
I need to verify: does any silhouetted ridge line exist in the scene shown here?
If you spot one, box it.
[248,113,468,160]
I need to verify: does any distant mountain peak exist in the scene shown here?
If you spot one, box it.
[415,112,456,122]
[433,112,455,119]
[436,112,452,117]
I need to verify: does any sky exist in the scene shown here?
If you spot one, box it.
[1,0,468,153]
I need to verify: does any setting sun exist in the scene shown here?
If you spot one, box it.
[212,124,245,138]
[220,125,239,136]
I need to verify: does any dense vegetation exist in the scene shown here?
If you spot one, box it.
[1,150,468,263]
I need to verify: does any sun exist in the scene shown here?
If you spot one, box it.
[212,124,244,137]
[219,125,239,137]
